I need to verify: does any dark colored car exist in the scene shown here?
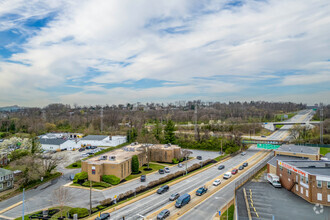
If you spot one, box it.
[169,193,180,201]
[86,146,91,149]
[141,175,146,182]
[157,185,169,194]
[218,165,225,170]
[91,146,97,149]
[197,156,202,160]
[159,169,165,174]
[78,148,85,152]
[157,209,170,220]
[243,162,248,167]
[196,186,208,196]
[238,165,244,170]
[231,169,238,175]
[95,213,110,220]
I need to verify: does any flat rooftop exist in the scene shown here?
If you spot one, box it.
[267,155,309,167]
[86,144,144,164]
[149,144,180,150]
[281,160,330,176]
[81,135,108,141]
[275,144,319,155]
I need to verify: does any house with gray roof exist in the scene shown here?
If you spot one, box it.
[0,168,14,192]
[39,138,75,151]
[79,135,126,147]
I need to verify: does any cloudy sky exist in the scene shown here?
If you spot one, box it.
[0,0,329,107]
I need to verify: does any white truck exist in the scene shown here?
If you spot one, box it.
[267,173,281,188]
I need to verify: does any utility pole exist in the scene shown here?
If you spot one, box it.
[194,104,198,140]
[221,139,223,155]
[320,103,323,145]
[89,180,92,216]
[100,107,104,133]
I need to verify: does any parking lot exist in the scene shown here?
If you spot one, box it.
[237,181,330,220]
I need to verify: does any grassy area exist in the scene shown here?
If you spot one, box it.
[220,204,234,220]
[320,147,330,156]
[15,206,71,220]
[214,154,228,162]
[275,124,284,129]
[253,165,267,181]
[66,160,81,169]
[23,172,62,190]
[71,180,111,190]
[125,163,165,181]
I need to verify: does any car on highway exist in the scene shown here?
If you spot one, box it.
[157,209,170,220]
[218,165,225,170]
[140,175,146,182]
[164,167,170,173]
[197,156,202,160]
[169,192,180,201]
[261,135,266,138]
[81,153,88,157]
[178,163,183,168]
[157,185,169,194]
[159,169,165,174]
[91,146,97,149]
[231,169,238,175]
[78,148,85,152]
[243,162,248,167]
[213,179,221,186]
[175,193,191,208]
[196,186,208,196]
[95,213,110,220]
[241,152,246,156]
[223,172,232,179]
[238,165,244,170]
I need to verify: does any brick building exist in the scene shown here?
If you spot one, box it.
[81,143,182,182]
[276,160,330,206]
[0,168,14,192]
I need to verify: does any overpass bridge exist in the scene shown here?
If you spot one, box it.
[263,121,320,131]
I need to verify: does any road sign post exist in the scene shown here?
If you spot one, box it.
[218,211,221,219]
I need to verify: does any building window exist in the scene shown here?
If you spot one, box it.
[328,194,330,202]
[306,190,308,197]
[287,170,291,175]
[306,177,308,184]
[92,170,95,175]
[317,193,322,201]
[5,175,8,180]
[296,185,298,191]
[279,166,283,171]
[0,183,3,189]
[296,175,298,182]
[7,181,11,187]
[327,182,330,189]
[300,175,304,183]
[317,181,322,188]
[0,176,3,182]
[300,186,303,194]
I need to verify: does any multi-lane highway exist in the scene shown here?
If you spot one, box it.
[267,109,314,141]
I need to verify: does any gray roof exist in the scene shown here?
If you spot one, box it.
[81,135,108,141]
[39,138,67,146]
[325,153,330,159]
[275,144,319,155]
[0,168,13,176]
[283,160,330,176]
[267,155,309,167]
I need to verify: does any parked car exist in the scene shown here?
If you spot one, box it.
[218,165,225,170]
[231,169,238,175]
[223,172,232,179]
[86,146,91,149]
[241,152,246,156]
[175,194,191,208]
[197,156,202,160]
[78,148,85,152]
[70,174,75,181]
[81,153,88,157]
[169,193,180,201]
[196,186,208,196]
[261,135,266,138]
[164,167,170,173]
[157,185,169,194]
[91,146,97,149]
[238,165,244,170]
[141,175,146,182]
[95,213,110,220]
[213,179,221,186]
[243,162,248,167]
[159,169,165,174]
[178,163,183,168]
[157,209,170,220]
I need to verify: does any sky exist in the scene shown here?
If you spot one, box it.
[0,0,329,107]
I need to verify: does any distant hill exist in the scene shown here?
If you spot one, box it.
[0,105,22,112]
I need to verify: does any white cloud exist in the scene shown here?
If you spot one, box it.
[0,0,330,106]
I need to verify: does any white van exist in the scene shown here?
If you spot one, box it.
[223,172,232,179]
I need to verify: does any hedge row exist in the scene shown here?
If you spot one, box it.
[102,175,120,185]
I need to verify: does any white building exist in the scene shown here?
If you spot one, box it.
[39,138,74,151]
[79,135,126,147]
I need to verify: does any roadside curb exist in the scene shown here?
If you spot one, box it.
[0,201,22,214]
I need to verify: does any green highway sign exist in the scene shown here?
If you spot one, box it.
[257,143,281,149]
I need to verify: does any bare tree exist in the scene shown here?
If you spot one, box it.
[52,187,72,218]
[42,154,61,176]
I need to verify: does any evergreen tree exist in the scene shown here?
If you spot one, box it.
[164,120,176,144]
[153,120,162,142]
[131,155,139,174]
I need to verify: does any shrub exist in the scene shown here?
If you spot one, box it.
[172,158,179,164]
[73,172,88,184]
[82,181,110,188]
[96,205,106,210]
[100,198,112,206]
[131,155,139,174]
[72,162,78,167]
[68,208,89,218]
[102,175,120,185]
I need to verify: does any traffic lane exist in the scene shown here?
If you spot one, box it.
[179,154,271,220]
[109,153,254,219]
[108,149,260,219]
